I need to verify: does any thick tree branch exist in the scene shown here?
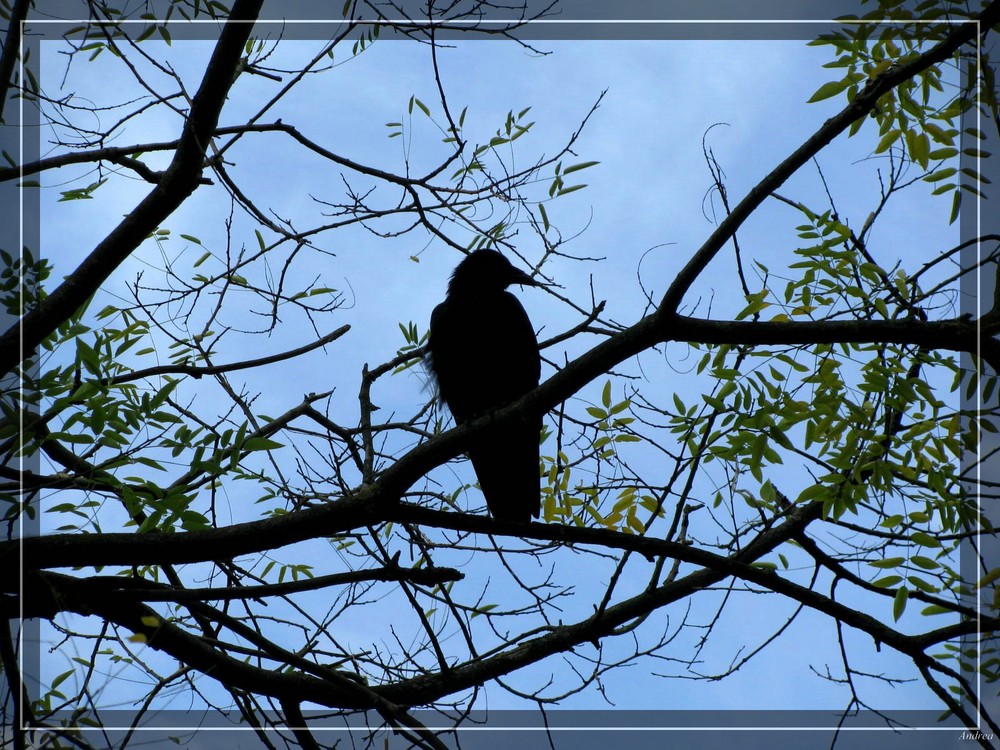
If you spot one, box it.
[677,314,1000,375]
[16,499,991,717]
[0,618,31,749]
[11,497,998,650]
[5,313,993,573]
[280,700,321,750]
[0,0,30,125]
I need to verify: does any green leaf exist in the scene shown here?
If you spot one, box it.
[977,568,1000,589]
[609,400,631,416]
[923,166,957,183]
[908,576,939,594]
[927,147,957,160]
[134,456,167,471]
[538,202,550,232]
[949,190,961,224]
[910,531,941,548]
[807,78,850,103]
[925,121,955,144]
[911,556,939,571]
[869,556,905,569]
[471,603,498,619]
[874,129,902,154]
[51,669,74,690]
[921,605,952,616]
[562,161,599,175]
[892,586,908,622]
[244,437,284,452]
[907,130,930,168]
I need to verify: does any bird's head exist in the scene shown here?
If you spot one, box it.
[447,250,540,296]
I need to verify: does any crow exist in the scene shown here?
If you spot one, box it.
[427,250,542,522]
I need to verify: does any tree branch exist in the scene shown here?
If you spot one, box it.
[18,498,991,717]
[6,307,993,574]
[657,0,1000,316]
[13,564,462,612]
[0,0,30,125]
[101,324,350,385]
[0,0,266,375]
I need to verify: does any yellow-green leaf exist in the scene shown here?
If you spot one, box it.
[874,129,902,154]
[808,79,851,103]
[892,587,908,622]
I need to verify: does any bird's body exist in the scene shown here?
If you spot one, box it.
[427,251,542,522]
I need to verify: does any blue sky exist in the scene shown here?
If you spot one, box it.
[29,24,970,729]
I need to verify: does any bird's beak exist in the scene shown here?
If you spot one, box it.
[512,269,542,288]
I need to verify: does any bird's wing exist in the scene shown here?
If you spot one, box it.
[428,291,542,521]
[470,292,541,519]
[429,293,540,417]
[498,291,541,395]
[428,298,475,422]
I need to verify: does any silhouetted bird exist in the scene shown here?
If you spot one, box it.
[427,250,542,522]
